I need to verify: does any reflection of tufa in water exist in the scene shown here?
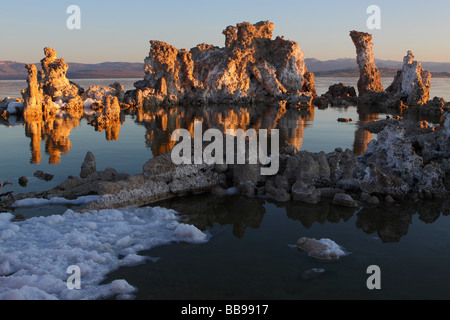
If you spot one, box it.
[170,121,280,176]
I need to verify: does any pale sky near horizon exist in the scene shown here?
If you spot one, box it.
[1,0,449,64]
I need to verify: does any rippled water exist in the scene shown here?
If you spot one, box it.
[1,77,449,300]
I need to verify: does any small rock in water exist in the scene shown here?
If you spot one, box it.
[210,185,225,196]
[80,151,97,178]
[13,214,26,222]
[359,192,371,202]
[385,195,395,203]
[302,268,326,280]
[337,118,353,123]
[297,237,346,260]
[367,195,380,204]
[333,193,358,208]
[18,176,28,187]
[33,171,54,182]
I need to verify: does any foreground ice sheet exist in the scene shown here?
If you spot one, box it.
[0,206,209,300]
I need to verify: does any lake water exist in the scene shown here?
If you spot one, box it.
[0,77,449,300]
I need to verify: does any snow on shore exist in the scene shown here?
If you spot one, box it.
[0,206,209,300]
[11,196,101,208]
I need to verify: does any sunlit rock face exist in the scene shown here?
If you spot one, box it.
[387,51,431,105]
[134,21,316,106]
[22,64,43,120]
[22,47,83,120]
[39,47,81,102]
[349,31,384,96]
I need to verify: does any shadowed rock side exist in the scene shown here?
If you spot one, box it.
[131,21,316,108]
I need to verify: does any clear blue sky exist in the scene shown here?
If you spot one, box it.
[1,0,449,63]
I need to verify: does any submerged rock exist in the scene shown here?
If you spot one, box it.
[33,171,54,182]
[18,176,28,187]
[302,268,326,280]
[333,193,358,208]
[297,237,347,260]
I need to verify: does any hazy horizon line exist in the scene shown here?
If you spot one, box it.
[3,57,450,65]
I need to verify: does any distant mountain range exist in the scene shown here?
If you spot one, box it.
[1,58,450,80]
[305,58,450,77]
[0,61,145,80]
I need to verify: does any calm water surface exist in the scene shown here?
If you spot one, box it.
[1,77,449,300]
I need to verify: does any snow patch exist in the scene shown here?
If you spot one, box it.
[12,196,101,208]
[0,206,209,300]
[224,187,239,195]
[83,98,96,109]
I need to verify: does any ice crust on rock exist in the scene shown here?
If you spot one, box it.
[296,237,349,260]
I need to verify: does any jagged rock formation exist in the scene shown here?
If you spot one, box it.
[21,48,83,120]
[328,32,445,116]
[386,50,432,105]
[83,83,125,108]
[39,47,82,103]
[350,31,384,96]
[133,21,316,107]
